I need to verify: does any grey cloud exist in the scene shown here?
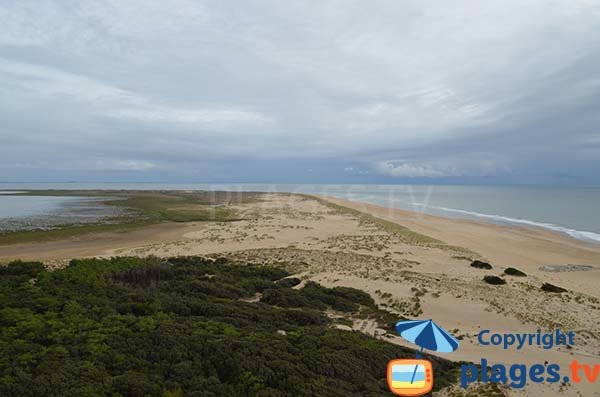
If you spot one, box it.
[1,0,599,183]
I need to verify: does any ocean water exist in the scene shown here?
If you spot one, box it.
[1,183,599,243]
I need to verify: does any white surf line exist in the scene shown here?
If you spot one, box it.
[412,203,600,244]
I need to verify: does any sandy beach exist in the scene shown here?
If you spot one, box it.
[1,193,599,396]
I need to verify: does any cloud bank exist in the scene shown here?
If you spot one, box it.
[1,0,599,184]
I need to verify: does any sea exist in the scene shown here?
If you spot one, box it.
[0,183,599,244]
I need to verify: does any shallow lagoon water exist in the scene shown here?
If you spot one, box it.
[0,193,123,232]
[0,194,84,218]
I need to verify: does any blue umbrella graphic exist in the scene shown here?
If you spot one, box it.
[395,319,460,384]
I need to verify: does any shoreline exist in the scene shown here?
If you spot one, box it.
[412,203,600,245]
[319,195,600,252]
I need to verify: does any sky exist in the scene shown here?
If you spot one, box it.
[1,1,599,185]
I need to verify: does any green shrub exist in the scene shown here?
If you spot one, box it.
[471,260,492,269]
[483,275,506,285]
[541,283,567,293]
[0,260,45,277]
[504,267,527,277]
[262,287,319,309]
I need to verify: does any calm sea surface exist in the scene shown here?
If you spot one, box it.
[1,183,599,243]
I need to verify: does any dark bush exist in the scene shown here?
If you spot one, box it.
[112,262,173,287]
[301,282,372,312]
[504,267,527,277]
[0,260,45,277]
[471,260,493,269]
[541,283,567,293]
[262,287,318,309]
[112,371,163,397]
[329,286,375,307]
[261,280,373,313]
[483,275,506,285]
[237,277,275,293]
[0,256,460,396]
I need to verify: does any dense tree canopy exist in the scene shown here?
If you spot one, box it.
[0,256,459,396]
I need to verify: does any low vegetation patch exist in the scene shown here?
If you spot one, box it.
[308,195,441,245]
[504,267,527,277]
[0,256,461,396]
[483,275,506,285]
[541,282,568,293]
[0,260,45,277]
[262,281,374,312]
[305,195,479,257]
[471,260,493,270]
[105,192,243,223]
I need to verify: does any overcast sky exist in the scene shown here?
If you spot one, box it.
[1,1,599,185]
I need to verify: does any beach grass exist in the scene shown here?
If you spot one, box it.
[303,195,441,244]
[305,194,479,256]
[0,222,155,245]
[103,193,242,222]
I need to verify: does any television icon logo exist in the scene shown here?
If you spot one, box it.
[387,359,433,396]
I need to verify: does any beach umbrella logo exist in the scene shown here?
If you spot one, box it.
[387,319,460,396]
